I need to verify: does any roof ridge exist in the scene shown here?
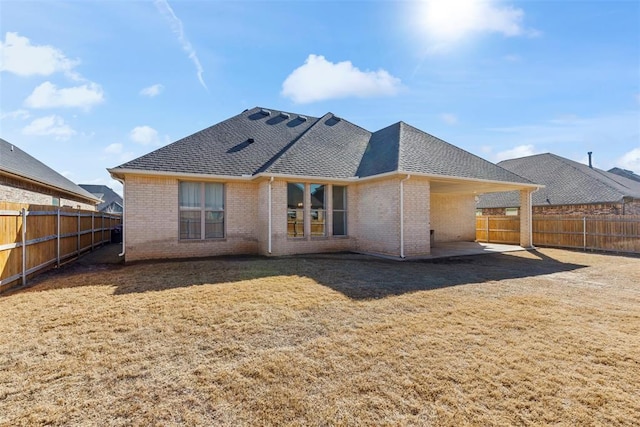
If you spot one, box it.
[552,154,638,196]
[254,112,326,174]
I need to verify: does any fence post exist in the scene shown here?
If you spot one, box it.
[77,210,81,256]
[583,216,587,250]
[91,212,95,251]
[486,216,490,243]
[21,208,27,286]
[56,208,61,267]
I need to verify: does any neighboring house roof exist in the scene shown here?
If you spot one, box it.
[110,107,534,188]
[0,138,99,203]
[79,184,123,212]
[609,167,640,183]
[477,153,640,208]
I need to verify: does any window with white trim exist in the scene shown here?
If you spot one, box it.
[179,182,224,240]
[332,185,347,236]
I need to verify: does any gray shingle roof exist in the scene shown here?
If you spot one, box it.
[609,167,640,183]
[0,138,99,203]
[116,107,318,176]
[477,153,640,208]
[79,184,123,211]
[111,107,533,186]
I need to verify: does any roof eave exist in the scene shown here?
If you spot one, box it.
[1,169,101,204]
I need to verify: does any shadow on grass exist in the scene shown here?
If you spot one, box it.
[6,245,587,300]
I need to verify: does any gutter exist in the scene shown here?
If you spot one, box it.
[400,174,411,259]
[108,168,541,191]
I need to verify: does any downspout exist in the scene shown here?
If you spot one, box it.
[268,177,274,254]
[400,175,411,258]
[114,177,125,257]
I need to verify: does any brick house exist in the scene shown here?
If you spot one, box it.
[108,107,539,262]
[1,138,99,210]
[477,153,640,216]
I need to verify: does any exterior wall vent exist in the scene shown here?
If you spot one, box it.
[260,109,271,116]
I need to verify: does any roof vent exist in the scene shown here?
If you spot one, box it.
[260,109,271,116]
[588,151,593,168]
[298,115,307,122]
[279,112,290,119]
[248,138,255,144]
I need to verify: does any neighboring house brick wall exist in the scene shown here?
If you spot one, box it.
[124,175,259,262]
[430,193,476,242]
[479,207,509,216]
[624,200,640,215]
[0,175,96,210]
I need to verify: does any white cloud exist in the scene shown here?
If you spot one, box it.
[282,54,402,104]
[130,125,159,145]
[22,115,76,139]
[618,148,640,172]
[439,113,458,125]
[0,109,30,120]
[24,81,104,110]
[0,32,79,77]
[140,84,164,97]
[495,144,537,162]
[415,0,538,52]
[154,0,207,90]
[104,143,124,154]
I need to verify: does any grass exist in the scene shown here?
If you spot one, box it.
[1,247,639,426]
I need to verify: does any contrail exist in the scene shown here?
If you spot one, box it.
[154,0,208,90]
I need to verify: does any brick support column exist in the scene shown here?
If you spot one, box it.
[519,189,533,248]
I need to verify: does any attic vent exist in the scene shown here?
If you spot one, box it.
[332,115,341,122]
[260,109,271,116]
[279,112,290,119]
[298,115,307,122]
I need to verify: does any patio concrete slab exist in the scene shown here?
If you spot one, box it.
[411,241,526,260]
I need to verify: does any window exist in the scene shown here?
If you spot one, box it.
[52,197,60,207]
[310,184,326,236]
[179,182,224,240]
[332,185,347,236]
[505,207,519,216]
[287,183,304,237]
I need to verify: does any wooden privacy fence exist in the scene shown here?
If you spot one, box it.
[1,202,121,290]
[476,215,640,254]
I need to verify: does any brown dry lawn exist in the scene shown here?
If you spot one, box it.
[1,247,639,426]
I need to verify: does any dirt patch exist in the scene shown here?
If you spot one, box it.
[1,248,639,426]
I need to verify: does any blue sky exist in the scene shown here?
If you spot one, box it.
[1,0,639,195]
